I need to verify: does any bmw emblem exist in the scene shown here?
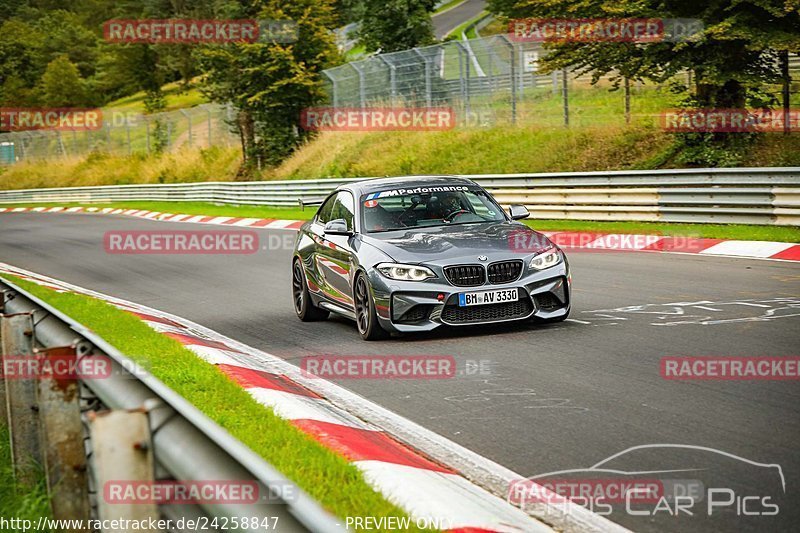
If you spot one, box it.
[477,255,488,261]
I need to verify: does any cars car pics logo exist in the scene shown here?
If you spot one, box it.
[507,444,785,518]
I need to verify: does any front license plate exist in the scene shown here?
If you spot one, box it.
[458,288,518,307]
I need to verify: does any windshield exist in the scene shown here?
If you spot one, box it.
[361,186,507,232]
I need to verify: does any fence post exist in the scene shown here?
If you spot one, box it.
[351,63,366,108]
[1,313,43,486]
[89,409,159,531]
[562,69,569,127]
[413,49,432,107]
[380,57,397,104]
[323,71,338,107]
[781,50,790,135]
[460,43,471,116]
[35,344,91,527]
[207,107,213,147]
[486,46,494,97]
[509,41,517,124]
[624,77,631,125]
[145,119,151,155]
[181,109,192,147]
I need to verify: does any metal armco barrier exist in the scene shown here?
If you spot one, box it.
[0,167,798,225]
[0,277,343,533]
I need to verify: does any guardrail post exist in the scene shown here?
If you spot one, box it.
[35,344,90,527]
[89,409,159,531]
[1,312,43,486]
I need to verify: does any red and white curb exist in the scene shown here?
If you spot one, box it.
[0,263,628,533]
[2,205,799,262]
[0,206,306,231]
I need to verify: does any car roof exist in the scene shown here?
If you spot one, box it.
[337,176,478,196]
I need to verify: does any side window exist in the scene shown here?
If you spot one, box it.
[467,193,493,218]
[315,194,336,225]
[330,191,356,231]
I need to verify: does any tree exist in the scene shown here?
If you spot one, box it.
[199,0,340,169]
[488,0,800,164]
[39,55,88,107]
[359,0,436,53]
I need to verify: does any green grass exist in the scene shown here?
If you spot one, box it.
[0,424,53,529]
[104,80,208,115]
[0,275,429,531]
[5,201,798,242]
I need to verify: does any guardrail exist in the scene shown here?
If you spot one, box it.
[0,276,342,532]
[0,167,798,225]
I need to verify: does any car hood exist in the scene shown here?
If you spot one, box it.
[359,222,553,265]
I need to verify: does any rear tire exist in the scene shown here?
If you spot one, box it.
[292,259,329,321]
[354,274,388,341]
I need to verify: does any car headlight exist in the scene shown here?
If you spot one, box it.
[376,263,436,281]
[530,248,561,270]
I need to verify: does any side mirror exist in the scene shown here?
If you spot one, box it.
[508,204,530,220]
[324,218,352,235]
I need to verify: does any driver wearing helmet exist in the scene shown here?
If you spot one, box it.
[432,192,463,220]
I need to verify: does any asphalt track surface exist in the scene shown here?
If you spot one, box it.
[432,0,487,39]
[1,212,799,533]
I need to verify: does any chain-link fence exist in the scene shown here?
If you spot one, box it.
[0,103,239,164]
[322,34,800,128]
[1,35,797,165]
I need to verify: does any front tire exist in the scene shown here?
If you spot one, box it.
[354,274,388,341]
[292,259,329,321]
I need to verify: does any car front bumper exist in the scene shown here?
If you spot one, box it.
[366,260,571,333]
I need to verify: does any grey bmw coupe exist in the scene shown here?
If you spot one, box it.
[291,177,571,340]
